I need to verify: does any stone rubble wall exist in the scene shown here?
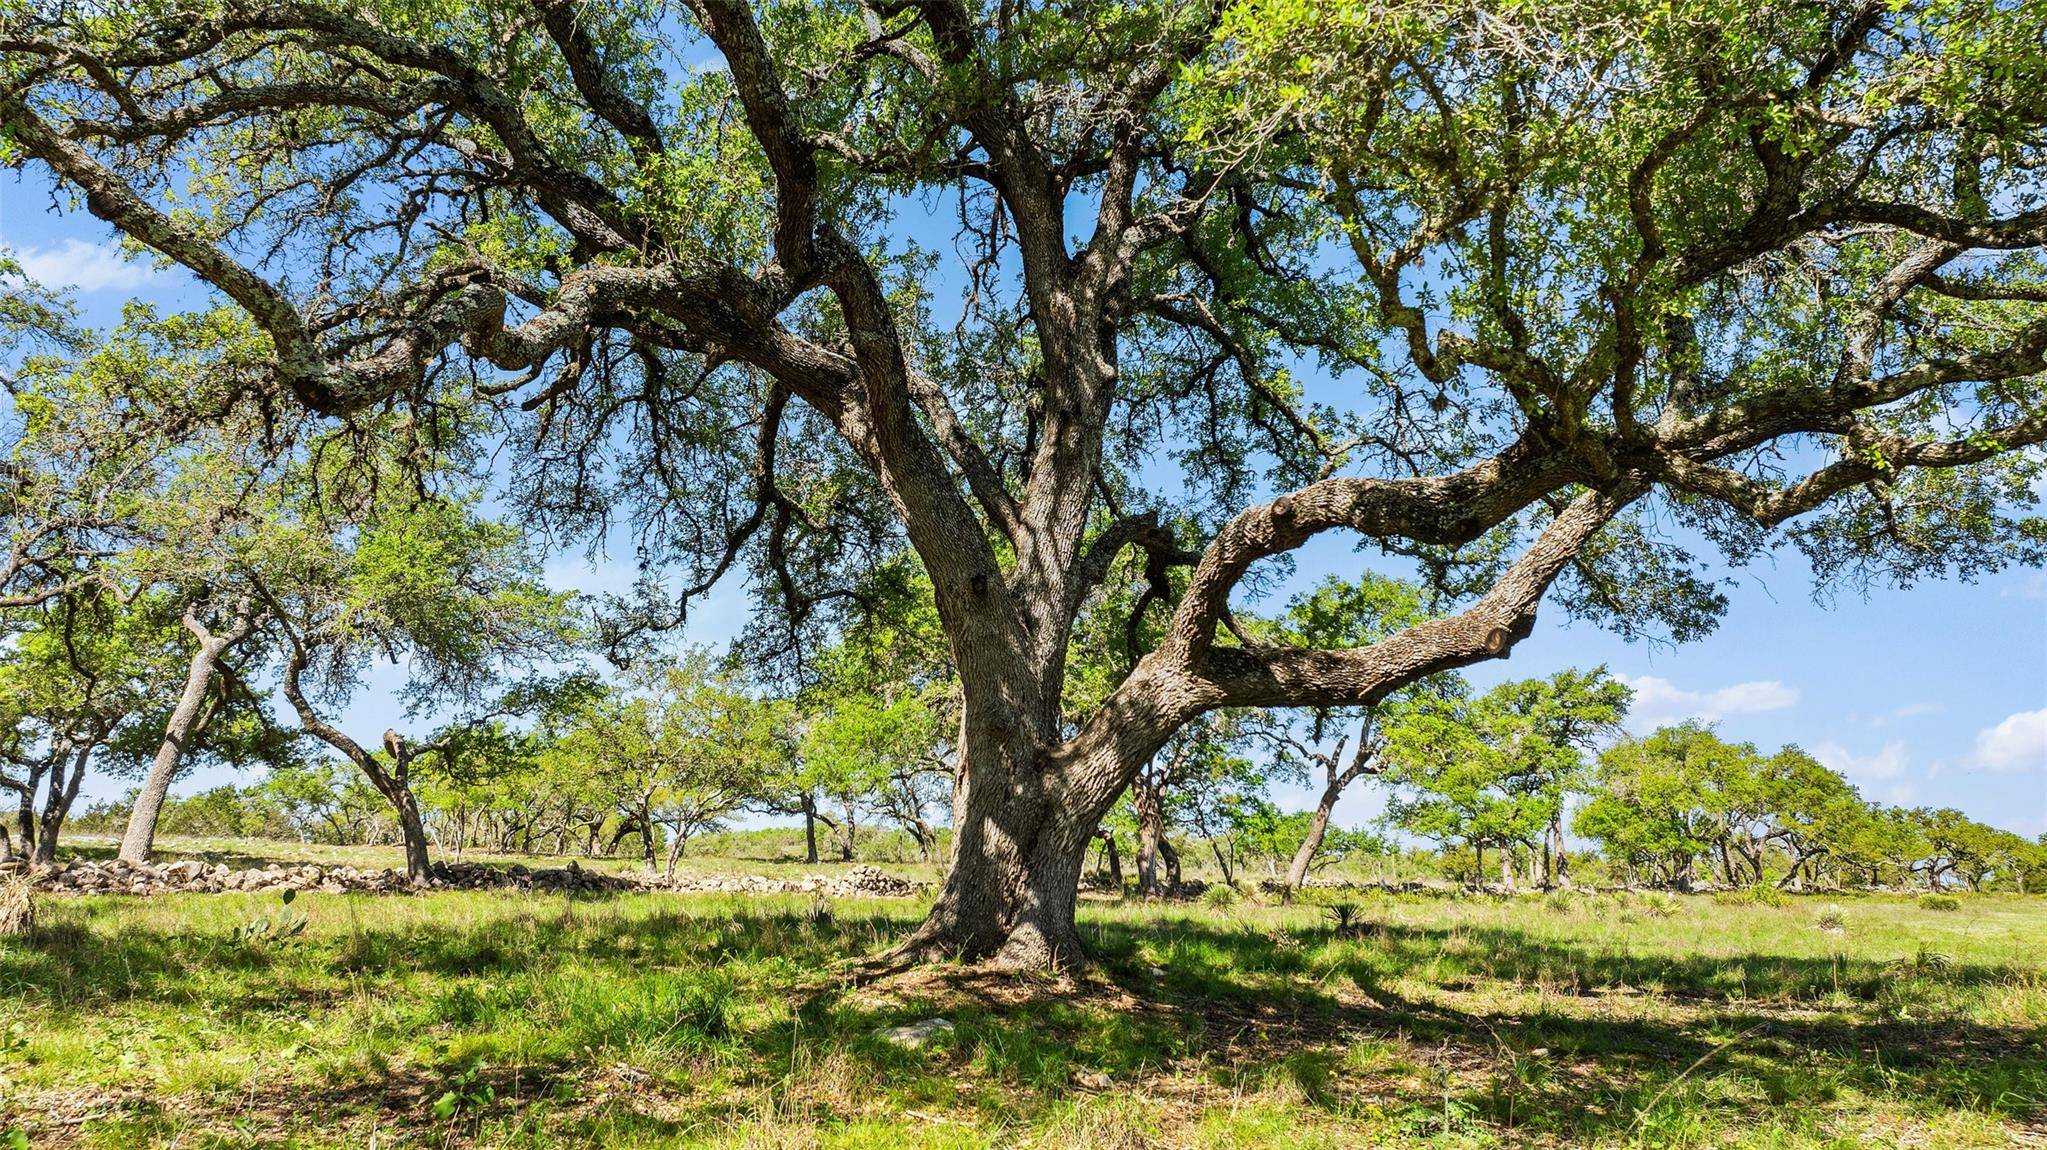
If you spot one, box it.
[0,858,925,899]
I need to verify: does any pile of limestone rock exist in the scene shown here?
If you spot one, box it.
[8,856,925,899]
[18,857,414,896]
[659,864,924,898]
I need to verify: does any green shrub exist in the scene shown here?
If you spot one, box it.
[1919,894,1961,912]
[1887,945,1957,980]
[1200,884,1241,910]
[1323,902,1373,937]
[1636,891,1683,918]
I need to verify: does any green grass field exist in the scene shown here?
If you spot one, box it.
[4,841,2043,1148]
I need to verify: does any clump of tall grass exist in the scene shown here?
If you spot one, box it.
[1635,891,1684,918]
[1886,945,1958,981]
[1918,894,1961,912]
[1199,883,1240,910]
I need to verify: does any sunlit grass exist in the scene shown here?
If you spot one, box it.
[4,874,2042,1148]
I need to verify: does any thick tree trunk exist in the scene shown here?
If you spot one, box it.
[891,712,1154,969]
[1284,783,1342,892]
[801,792,820,864]
[1777,850,1809,890]
[886,486,1620,969]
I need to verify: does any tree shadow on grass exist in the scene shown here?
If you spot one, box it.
[819,915,2047,1144]
[6,899,2042,1145]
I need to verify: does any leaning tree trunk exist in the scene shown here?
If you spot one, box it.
[118,603,256,865]
[1283,781,1343,892]
[664,822,687,879]
[279,654,435,883]
[119,655,217,863]
[391,785,432,882]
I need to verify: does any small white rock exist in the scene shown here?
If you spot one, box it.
[876,1017,955,1050]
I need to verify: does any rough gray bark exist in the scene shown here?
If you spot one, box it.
[117,599,259,864]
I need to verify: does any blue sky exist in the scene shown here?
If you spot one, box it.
[5,166,2044,838]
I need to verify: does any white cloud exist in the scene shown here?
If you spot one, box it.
[1815,740,1911,781]
[5,238,159,292]
[1871,702,1942,727]
[1973,708,2047,773]
[1621,675,1800,727]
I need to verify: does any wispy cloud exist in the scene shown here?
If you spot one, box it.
[1973,708,2047,772]
[1620,675,1799,727]
[2001,571,2047,601]
[4,238,159,293]
[1871,702,1942,727]
[1815,740,1911,782]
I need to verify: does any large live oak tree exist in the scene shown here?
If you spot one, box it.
[3,0,2043,966]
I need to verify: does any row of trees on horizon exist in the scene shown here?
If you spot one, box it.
[28,601,2044,897]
